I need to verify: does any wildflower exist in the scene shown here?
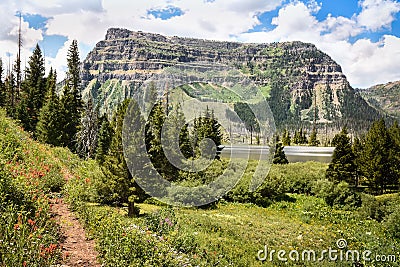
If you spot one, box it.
[28,219,35,226]
[165,217,173,227]
[14,224,19,230]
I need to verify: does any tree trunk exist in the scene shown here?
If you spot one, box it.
[128,201,137,217]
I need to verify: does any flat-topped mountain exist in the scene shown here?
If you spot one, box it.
[81,28,381,127]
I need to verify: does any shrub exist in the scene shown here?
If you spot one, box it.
[384,209,400,238]
[311,179,334,199]
[312,180,361,209]
[358,193,385,221]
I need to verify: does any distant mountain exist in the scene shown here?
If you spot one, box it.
[358,81,400,119]
[80,28,381,128]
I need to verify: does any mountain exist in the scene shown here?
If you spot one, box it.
[358,80,400,118]
[81,28,381,128]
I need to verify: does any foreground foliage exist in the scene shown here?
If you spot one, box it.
[0,110,62,266]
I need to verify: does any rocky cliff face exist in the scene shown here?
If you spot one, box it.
[81,28,380,126]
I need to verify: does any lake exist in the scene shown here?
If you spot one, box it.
[220,145,334,163]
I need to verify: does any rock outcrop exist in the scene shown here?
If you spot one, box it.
[81,28,380,126]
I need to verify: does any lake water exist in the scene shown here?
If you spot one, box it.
[220,145,334,163]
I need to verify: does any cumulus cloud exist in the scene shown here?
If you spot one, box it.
[357,0,400,31]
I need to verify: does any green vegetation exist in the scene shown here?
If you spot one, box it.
[64,159,400,266]
[359,81,400,117]
[327,121,400,194]
[272,143,289,164]
[2,108,400,266]
[1,35,400,267]
[0,110,63,266]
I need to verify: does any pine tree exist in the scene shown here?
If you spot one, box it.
[17,44,46,133]
[145,101,174,179]
[282,129,291,146]
[389,121,400,187]
[389,121,400,147]
[36,69,62,146]
[101,99,144,216]
[352,136,363,187]
[162,104,192,161]
[293,130,300,144]
[359,119,399,193]
[273,143,289,164]
[193,107,223,150]
[60,40,83,151]
[95,115,112,164]
[308,128,320,146]
[326,127,356,185]
[76,94,99,159]
[4,71,16,116]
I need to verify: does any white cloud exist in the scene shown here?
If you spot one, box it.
[357,0,400,31]
[340,35,400,87]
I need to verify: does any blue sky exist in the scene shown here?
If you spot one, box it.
[0,0,399,88]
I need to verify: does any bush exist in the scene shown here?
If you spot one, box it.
[359,193,385,221]
[312,180,361,209]
[311,179,334,199]
[384,209,400,238]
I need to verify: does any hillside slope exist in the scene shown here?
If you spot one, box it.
[358,80,400,118]
[81,28,380,127]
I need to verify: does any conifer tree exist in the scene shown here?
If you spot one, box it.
[4,71,16,116]
[293,130,300,144]
[95,115,112,164]
[60,40,83,151]
[308,128,320,146]
[359,119,399,193]
[389,121,400,147]
[352,136,363,187]
[326,127,356,185]
[389,121,400,185]
[193,107,223,150]
[36,69,62,145]
[17,44,46,133]
[162,103,192,161]
[145,101,173,179]
[273,143,289,164]
[101,99,145,216]
[282,129,291,146]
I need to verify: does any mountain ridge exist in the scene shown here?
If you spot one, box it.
[358,80,400,119]
[80,28,381,128]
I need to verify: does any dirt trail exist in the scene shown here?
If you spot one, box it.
[50,197,101,267]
